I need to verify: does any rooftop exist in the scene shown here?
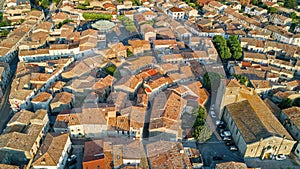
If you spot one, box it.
[282,107,300,130]
[32,133,70,167]
[31,92,52,102]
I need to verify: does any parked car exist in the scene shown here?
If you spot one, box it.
[216,120,224,125]
[213,156,223,161]
[275,154,286,161]
[225,141,234,146]
[217,124,226,129]
[229,146,238,151]
[220,131,231,137]
[223,136,231,141]
[67,154,77,164]
[210,111,216,118]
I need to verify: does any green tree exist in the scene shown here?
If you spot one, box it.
[227,35,243,60]
[192,106,207,120]
[233,74,248,85]
[193,124,212,142]
[53,0,61,6]
[126,49,133,57]
[290,12,297,20]
[252,0,259,5]
[279,98,293,109]
[105,65,117,75]
[212,35,231,61]
[0,29,9,37]
[84,0,90,5]
[76,5,88,10]
[126,25,136,33]
[284,0,297,9]
[40,0,49,8]
[268,7,278,14]
[82,13,112,20]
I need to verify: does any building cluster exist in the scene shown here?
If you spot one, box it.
[0,0,299,168]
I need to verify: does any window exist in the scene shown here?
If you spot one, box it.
[78,129,80,131]
[250,149,253,152]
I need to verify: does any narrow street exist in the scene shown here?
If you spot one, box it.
[0,75,14,133]
[0,60,18,133]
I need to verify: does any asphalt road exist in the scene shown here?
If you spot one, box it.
[0,60,17,133]
[68,145,84,169]
[198,141,244,168]
[0,86,13,133]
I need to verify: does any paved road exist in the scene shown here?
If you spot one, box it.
[245,157,300,169]
[198,141,244,168]
[0,86,13,133]
[0,61,17,133]
[69,145,84,169]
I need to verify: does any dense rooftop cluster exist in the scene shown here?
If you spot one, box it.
[0,0,299,168]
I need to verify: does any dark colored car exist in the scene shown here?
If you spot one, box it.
[217,124,226,129]
[225,141,234,146]
[213,156,223,161]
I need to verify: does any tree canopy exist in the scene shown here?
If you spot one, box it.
[293,97,300,107]
[279,98,293,109]
[268,7,278,14]
[227,35,243,60]
[118,15,136,33]
[83,13,112,20]
[284,0,297,9]
[193,125,212,142]
[233,74,248,85]
[192,107,212,142]
[212,35,231,61]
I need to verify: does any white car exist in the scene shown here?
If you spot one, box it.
[210,111,216,118]
[275,154,286,161]
[220,131,231,137]
[216,120,224,125]
[223,136,231,141]
[229,146,238,151]
[68,154,77,163]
